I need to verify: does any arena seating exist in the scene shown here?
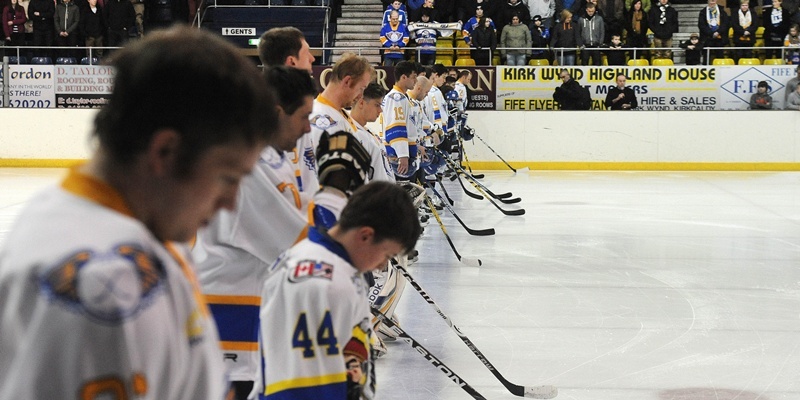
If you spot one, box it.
[199,5,328,50]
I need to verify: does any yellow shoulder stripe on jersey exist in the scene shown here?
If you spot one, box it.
[265,373,347,395]
[204,294,261,306]
[166,242,210,318]
[220,341,258,351]
[384,122,406,130]
[61,166,134,218]
[388,137,409,145]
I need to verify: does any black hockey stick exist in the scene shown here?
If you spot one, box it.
[473,132,529,174]
[450,166,484,200]
[458,132,485,179]
[423,181,495,236]
[370,307,489,400]
[465,176,525,216]
[424,194,482,267]
[435,175,456,206]
[439,151,525,207]
[392,263,559,399]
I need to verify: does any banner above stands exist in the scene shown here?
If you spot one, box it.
[0,64,794,110]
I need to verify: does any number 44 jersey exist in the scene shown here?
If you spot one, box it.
[257,227,375,400]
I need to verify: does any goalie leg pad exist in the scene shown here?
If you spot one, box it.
[316,130,373,195]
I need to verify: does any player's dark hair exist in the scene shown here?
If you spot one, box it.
[394,61,417,80]
[432,63,447,76]
[362,82,387,100]
[338,181,422,253]
[264,66,318,114]
[94,26,277,177]
[258,26,305,67]
[444,76,457,84]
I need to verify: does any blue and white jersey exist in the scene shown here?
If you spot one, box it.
[194,145,309,382]
[257,227,374,400]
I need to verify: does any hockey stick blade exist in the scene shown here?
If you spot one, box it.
[393,263,557,399]
[471,173,485,179]
[435,177,456,206]
[516,167,530,174]
[499,197,522,204]
[370,308,489,400]
[460,256,482,267]
[425,182,495,236]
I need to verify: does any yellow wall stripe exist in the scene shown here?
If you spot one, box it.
[0,159,85,168]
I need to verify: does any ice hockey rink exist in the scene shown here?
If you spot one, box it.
[1,167,799,400]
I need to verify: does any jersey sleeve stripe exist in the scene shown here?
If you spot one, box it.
[220,341,259,351]
[204,294,261,305]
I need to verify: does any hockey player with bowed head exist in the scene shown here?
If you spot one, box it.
[350,82,395,183]
[0,26,277,400]
[383,60,419,180]
[193,65,317,400]
[309,53,375,228]
[258,181,423,400]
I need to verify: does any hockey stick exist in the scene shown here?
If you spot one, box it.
[370,308,489,400]
[423,181,495,236]
[458,132,485,179]
[435,175,456,206]
[449,165,484,200]
[473,132,529,174]
[424,193,482,267]
[439,151,525,207]
[392,263,559,399]
[465,175,525,216]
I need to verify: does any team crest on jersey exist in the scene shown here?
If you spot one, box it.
[39,244,166,323]
[385,30,404,42]
[311,114,337,130]
[387,92,405,102]
[303,146,317,173]
[289,260,334,282]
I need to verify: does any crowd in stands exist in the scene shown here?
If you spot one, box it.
[1,0,195,62]
[379,0,800,66]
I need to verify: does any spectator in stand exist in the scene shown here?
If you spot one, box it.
[383,0,408,25]
[465,0,501,21]
[407,0,425,21]
[604,33,627,64]
[501,12,531,64]
[785,23,800,63]
[130,0,143,38]
[3,0,27,47]
[416,0,438,21]
[411,9,439,64]
[578,2,604,65]
[679,32,704,64]
[381,10,409,66]
[597,0,624,42]
[499,0,531,33]
[54,0,79,60]
[604,73,637,109]
[764,0,791,58]
[731,0,758,62]
[784,64,800,103]
[555,0,580,20]
[698,0,729,64]
[527,0,555,29]
[79,0,104,58]
[105,0,134,48]
[648,0,678,60]
[463,5,496,45]
[551,8,579,64]
[530,14,551,60]
[625,0,648,59]
[784,81,800,109]
[750,80,773,109]
[28,0,54,58]
[553,68,584,109]
[471,16,497,64]
[624,0,648,14]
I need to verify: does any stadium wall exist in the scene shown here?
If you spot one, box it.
[2,109,800,170]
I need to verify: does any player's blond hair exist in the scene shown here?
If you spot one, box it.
[329,53,375,84]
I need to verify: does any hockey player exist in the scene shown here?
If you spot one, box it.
[309,53,375,229]
[258,181,422,400]
[351,83,395,183]
[454,69,471,109]
[0,26,276,400]
[193,66,317,399]
[426,64,450,141]
[259,26,319,210]
[382,60,419,180]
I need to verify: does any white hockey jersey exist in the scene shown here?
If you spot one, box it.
[309,95,359,148]
[258,228,374,400]
[353,119,394,183]
[194,145,310,382]
[455,81,468,109]
[0,169,228,400]
[427,84,449,131]
[382,85,417,160]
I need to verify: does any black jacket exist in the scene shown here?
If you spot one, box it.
[104,0,134,31]
[648,3,678,40]
[553,78,584,110]
[28,0,55,31]
[80,5,105,37]
[604,86,637,109]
